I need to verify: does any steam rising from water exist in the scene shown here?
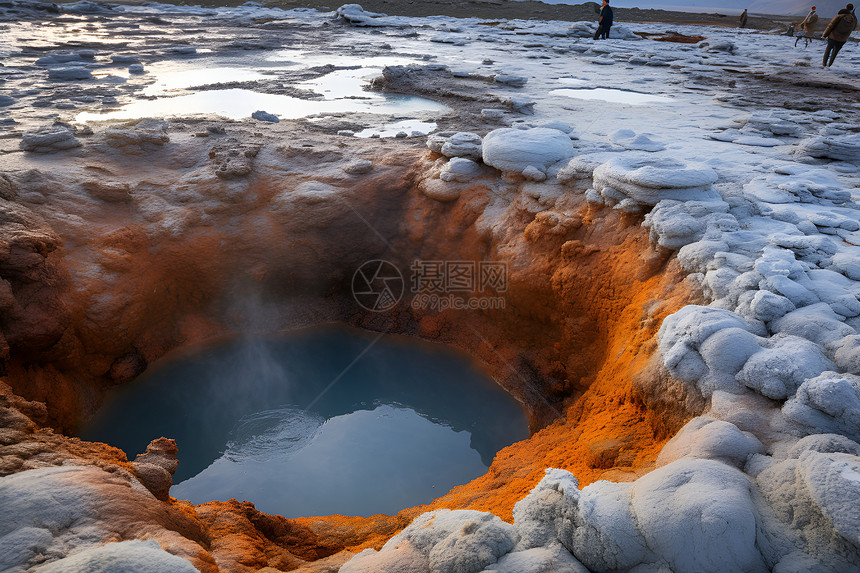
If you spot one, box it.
[83,325,529,517]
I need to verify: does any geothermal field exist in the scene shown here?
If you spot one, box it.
[1,0,860,571]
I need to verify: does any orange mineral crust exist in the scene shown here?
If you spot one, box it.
[294,191,700,550]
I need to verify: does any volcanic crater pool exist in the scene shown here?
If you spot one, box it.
[83,325,529,517]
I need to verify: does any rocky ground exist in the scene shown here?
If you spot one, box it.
[1,1,860,572]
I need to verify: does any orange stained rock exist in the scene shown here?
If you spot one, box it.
[297,202,699,551]
[195,499,344,570]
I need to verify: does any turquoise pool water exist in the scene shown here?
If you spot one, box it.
[82,325,529,517]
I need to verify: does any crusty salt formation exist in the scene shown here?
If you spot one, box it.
[481,128,574,177]
[797,134,860,163]
[592,155,720,207]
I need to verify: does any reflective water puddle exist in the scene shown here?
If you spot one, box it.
[550,87,672,105]
[354,119,438,138]
[141,66,269,95]
[75,55,447,122]
[82,325,529,517]
[75,87,446,122]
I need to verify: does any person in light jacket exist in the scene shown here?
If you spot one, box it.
[795,5,819,45]
[593,0,613,40]
[822,4,858,66]
[739,9,748,28]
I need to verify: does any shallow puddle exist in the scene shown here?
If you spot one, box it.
[74,55,447,122]
[550,87,672,105]
[265,50,418,69]
[354,119,438,138]
[141,66,269,96]
[75,87,447,122]
[82,325,529,517]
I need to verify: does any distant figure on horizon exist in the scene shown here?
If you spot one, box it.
[593,0,613,40]
[739,9,748,28]
[822,3,858,66]
[796,5,819,45]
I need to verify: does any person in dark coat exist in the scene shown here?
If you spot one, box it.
[593,0,613,40]
[822,3,858,66]
[739,9,748,28]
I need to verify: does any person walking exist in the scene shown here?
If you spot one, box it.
[796,6,819,45]
[739,9,748,28]
[822,3,858,66]
[593,0,613,40]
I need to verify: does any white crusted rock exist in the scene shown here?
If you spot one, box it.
[834,335,860,375]
[482,128,574,174]
[782,372,860,441]
[658,305,752,392]
[512,468,580,550]
[521,165,547,182]
[806,268,860,318]
[643,201,708,250]
[493,74,528,88]
[47,66,93,81]
[643,200,735,251]
[340,545,428,573]
[39,540,198,573]
[698,39,735,53]
[0,465,207,571]
[736,335,835,401]
[563,479,652,572]
[557,155,608,184]
[745,290,796,323]
[429,514,519,573]
[698,326,761,389]
[760,275,819,309]
[441,132,483,160]
[771,303,856,347]
[481,109,506,121]
[342,509,518,573]
[481,543,588,573]
[830,251,860,281]
[529,460,770,572]
[677,240,729,272]
[757,451,860,568]
[0,526,53,572]
[610,129,666,152]
[335,3,395,26]
[656,417,765,469]
[796,134,860,163]
[440,157,483,183]
[103,119,169,148]
[592,154,719,206]
[343,159,373,175]
[630,458,768,573]
[427,131,458,153]
[20,126,81,153]
[788,434,860,458]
